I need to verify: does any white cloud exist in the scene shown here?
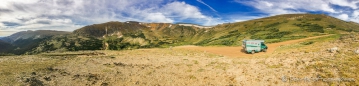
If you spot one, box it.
[0,31,20,37]
[235,0,337,15]
[232,16,264,22]
[328,0,359,9]
[163,1,207,19]
[235,0,359,23]
[337,14,349,20]
[144,13,174,23]
[320,4,336,13]
[0,0,39,8]
[0,0,223,36]
[352,10,359,17]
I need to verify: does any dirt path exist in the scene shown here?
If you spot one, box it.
[174,35,332,57]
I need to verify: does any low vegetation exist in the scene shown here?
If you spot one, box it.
[1,33,358,85]
[1,14,359,55]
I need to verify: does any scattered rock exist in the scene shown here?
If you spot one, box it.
[43,76,51,81]
[46,67,59,72]
[328,47,339,53]
[87,73,100,81]
[169,46,173,50]
[24,77,44,86]
[113,62,126,66]
[72,74,81,80]
[31,72,37,76]
[355,49,359,55]
[60,71,70,76]
[101,82,109,86]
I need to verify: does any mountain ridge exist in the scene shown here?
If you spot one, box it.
[2,13,359,55]
[0,30,71,43]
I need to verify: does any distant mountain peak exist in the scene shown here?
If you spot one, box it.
[0,30,70,43]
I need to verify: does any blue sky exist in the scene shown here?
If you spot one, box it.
[1,0,359,37]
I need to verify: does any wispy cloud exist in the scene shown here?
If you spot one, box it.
[235,0,335,15]
[196,0,217,12]
[196,0,222,17]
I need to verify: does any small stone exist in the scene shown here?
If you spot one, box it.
[354,49,359,55]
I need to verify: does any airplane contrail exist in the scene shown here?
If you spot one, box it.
[196,0,217,12]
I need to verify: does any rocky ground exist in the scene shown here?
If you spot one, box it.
[0,33,358,86]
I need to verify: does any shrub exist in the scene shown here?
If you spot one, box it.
[282,20,289,23]
[265,31,292,39]
[268,28,279,32]
[301,41,314,45]
[306,24,324,33]
[313,18,322,21]
[327,25,336,28]
[294,22,324,33]
[221,40,235,46]
[250,35,265,39]
[195,39,212,45]
[247,28,261,34]
[265,22,281,28]
[218,31,241,39]
[336,28,353,32]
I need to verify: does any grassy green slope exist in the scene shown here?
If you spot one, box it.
[203,14,359,45]
[26,14,359,54]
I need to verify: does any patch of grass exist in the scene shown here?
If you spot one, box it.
[256,61,265,65]
[193,60,199,64]
[308,34,341,42]
[207,54,219,58]
[215,63,228,71]
[197,69,205,72]
[206,61,217,66]
[186,64,193,67]
[102,68,113,72]
[301,41,314,45]
[265,35,308,43]
[233,61,248,64]
[275,34,338,53]
[0,56,63,85]
[188,75,197,79]
[267,64,283,68]
[103,63,115,68]
[146,72,152,75]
